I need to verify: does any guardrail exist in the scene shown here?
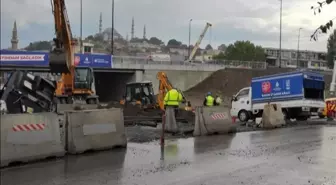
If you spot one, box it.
[112,56,267,70]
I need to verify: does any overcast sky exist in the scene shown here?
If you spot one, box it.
[1,0,334,52]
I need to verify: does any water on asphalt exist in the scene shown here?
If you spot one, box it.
[1,125,335,185]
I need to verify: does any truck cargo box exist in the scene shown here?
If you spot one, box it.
[251,71,324,104]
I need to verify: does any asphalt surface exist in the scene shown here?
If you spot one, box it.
[1,124,336,185]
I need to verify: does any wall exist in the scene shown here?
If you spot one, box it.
[142,70,214,94]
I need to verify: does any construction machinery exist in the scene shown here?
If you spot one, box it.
[119,71,194,125]
[186,22,212,63]
[49,0,98,104]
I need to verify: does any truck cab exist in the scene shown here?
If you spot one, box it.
[230,87,252,122]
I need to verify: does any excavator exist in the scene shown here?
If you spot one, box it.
[119,71,194,124]
[49,0,99,104]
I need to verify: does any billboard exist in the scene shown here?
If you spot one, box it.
[251,73,304,103]
[0,50,49,66]
[74,53,112,68]
[0,50,113,68]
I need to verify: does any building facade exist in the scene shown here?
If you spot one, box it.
[265,47,328,70]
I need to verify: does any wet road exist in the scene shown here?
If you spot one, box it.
[1,125,336,185]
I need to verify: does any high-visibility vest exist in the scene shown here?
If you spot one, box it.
[164,89,182,106]
[206,95,214,106]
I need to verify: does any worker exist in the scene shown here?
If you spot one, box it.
[214,94,222,106]
[164,88,184,111]
[203,92,214,106]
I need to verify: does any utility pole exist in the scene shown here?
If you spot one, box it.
[279,0,282,68]
[330,56,336,95]
[296,28,302,68]
[188,19,192,58]
[111,0,114,55]
[80,0,83,53]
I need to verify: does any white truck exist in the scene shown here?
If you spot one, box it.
[230,71,326,122]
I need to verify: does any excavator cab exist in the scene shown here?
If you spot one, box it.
[121,81,156,108]
[73,67,94,90]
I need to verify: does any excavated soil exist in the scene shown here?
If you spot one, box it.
[185,68,332,106]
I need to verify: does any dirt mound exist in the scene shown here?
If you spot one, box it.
[185,68,332,105]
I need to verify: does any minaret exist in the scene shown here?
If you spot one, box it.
[99,12,102,34]
[11,20,19,50]
[143,25,146,39]
[131,17,134,39]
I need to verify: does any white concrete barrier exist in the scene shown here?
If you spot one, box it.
[65,108,127,154]
[0,113,65,167]
[193,106,236,136]
[165,107,178,133]
[262,104,286,128]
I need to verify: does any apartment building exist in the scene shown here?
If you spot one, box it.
[265,47,328,70]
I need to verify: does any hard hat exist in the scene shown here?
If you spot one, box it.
[207,92,212,95]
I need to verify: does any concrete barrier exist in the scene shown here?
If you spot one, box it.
[65,108,127,154]
[193,106,236,136]
[56,104,98,114]
[0,113,65,167]
[165,107,179,133]
[261,104,286,128]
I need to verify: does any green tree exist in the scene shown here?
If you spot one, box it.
[224,41,266,61]
[167,39,182,47]
[213,52,225,60]
[25,41,52,51]
[205,44,213,50]
[148,37,164,45]
[310,0,335,40]
[218,44,227,51]
[327,29,336,68]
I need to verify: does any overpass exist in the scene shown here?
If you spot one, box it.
[0,50,266,102]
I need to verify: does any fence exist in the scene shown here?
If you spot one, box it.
[112,56,267,70]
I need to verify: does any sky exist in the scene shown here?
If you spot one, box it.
[1,0,335,52]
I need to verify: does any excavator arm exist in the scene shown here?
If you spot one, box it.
[156,71,188,110]
[50,0,74,73]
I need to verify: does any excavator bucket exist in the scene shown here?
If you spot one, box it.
[49,48,70,74]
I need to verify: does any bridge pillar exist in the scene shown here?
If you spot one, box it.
[133,70,144,82]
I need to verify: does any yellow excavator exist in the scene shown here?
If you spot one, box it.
[49,0,99,104]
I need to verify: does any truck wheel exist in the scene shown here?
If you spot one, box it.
[238,110,249,122]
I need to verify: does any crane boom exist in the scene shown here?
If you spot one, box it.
[187,22,212,62]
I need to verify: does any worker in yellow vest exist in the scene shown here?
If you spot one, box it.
[164,88,184,109]
[203,92,214,106]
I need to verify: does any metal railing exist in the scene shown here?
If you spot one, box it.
[112,56,267,70]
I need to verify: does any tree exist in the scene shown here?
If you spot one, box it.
[224,41,266,61]
[310,0,335,40]
[148,37,164,45]
[218,44,227,51]
[25,41,52,51]
[327,29,336,68]
[205,44,213,50]
[167,39,182,47]
[213,52,225,60]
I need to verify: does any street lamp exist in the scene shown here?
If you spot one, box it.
[80,0,83,53]
[111,0,115,55]
[279,0,282,68]
[296,28,302,68]
[188,19,192,58]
